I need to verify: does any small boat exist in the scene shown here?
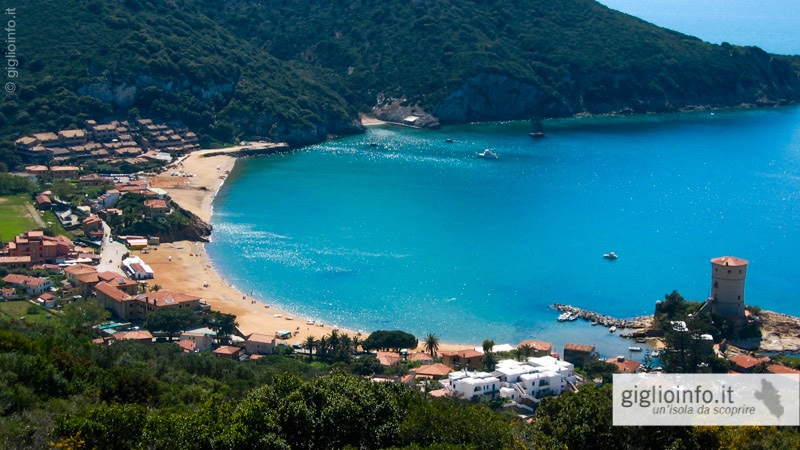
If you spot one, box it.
[557,312,571,322]
[369,142,377,147]
[635,337,646,343]
[591,321,599,326]
[529,120,545,138]
[628,346,643,352]
[651,350,661,358]
[603,251,618,260]
[609,326,617,333]
[567,313,579,321]
[445,138,454,143]
[477,149,498,159]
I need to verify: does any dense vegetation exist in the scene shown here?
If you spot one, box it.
[2,0,799,168]
[2,314,798,449]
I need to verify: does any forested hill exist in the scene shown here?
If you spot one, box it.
[2,0,799,155]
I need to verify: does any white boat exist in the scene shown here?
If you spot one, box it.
[567,313,579,321]
[651,350,661,358]
[628,346,643,352]
[557,312,571,322]
[477,149,498,159]
[603,251,618,260]
[609,326,617,333]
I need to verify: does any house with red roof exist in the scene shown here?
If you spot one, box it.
[415,363,452,379]
[213,345,243,359]
[94,281,203,322]
[518,339,554,357]
[407,352,434,364]
[563,343,596,368]
[439,349,484,371]
[4,230,74,264]
[245,333,277,355]
[112,329,154,344]
[729,354,769,373]
[2,273,53,295]
[606,356,641,373]
[144,199,170,219]
[82,215,104,241]
[376,351,403,367]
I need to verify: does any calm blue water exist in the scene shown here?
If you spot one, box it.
[207,106,800,358]
[598,0,800,55]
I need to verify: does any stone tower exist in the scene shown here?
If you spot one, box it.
[709,256,748,319]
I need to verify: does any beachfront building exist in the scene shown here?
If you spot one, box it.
[444,356,576,404]
[606,356,642,373]
[122,256,155,279]
[708,256,748,320]
[64,264,139,297]
[439,349,484,371]
[563,343,595,368]
[245,333,277,355]
[94,281,204,322]
[179,331,215,353]
[517,339,554,357]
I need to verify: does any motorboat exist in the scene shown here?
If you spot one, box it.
[651,350,661,358]
[445,138,454,143]
[557,312,571,322]
[603,251,618,260]
[477,149,498,159]
[628,346,643,352]
[609,326,617,333]
[567,313,579,321]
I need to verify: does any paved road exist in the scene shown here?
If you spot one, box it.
[96,221,128,275]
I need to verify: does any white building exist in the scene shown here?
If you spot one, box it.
[122,256,155,279]
[445,356,577,405]
[709,255,748,319]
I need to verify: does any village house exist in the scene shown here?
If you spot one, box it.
[2,274,53,296]
[0,256,32,270]
[245,333,277,355]
[82,215,104,241]
[79,173,112,188]
[4,230,74,265]
[563,343,596,368]
[37,292,57,308]
[728,354,769,373]
[35,194,52,210]
[179,331,215,353]
[213,345,243,360]
[50,165,80,180]
[377,351,403,367]
[64,263,139,297]
[1,287,17,299]
[517,339,554,357]
[24,165,51,181]
[606,356,642,373]
[143,198,170,219]
[414,363,451,379]
[94,281,204,322]
[447,370,500,401]
[58,129,88,147]
[112,329,154,344]
[407,352,434,365]
[439,348,484,371]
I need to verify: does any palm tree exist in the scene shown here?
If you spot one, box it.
[482,339,495,354]
[351,335,362,354]
[304,335,317,361]
[423,333,440,359]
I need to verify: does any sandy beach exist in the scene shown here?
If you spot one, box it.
[142,147,470,352]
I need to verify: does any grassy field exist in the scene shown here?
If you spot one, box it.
[0,300,59,324]
[0,194,40,241]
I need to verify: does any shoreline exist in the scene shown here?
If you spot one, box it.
[143,147,471,352]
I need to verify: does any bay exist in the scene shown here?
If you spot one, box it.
[208,106,800,357]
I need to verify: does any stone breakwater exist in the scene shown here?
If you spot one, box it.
[551,304,652,329]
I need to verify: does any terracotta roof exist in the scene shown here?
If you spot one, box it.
[213,345,241,356]
[407,352,434,362]
[564,343,595,353]
[711,256,749,267]
[439,349,483,359]
[729,354,767,370]
[247,333,276,345]
[65,264,97,276]
[606,357,641,373]
[415,363,452,377]
[178,340,196,353]
[113,330,154,341]
[766,364,800,375]
[95,281,133,302]
[147,289,201,305]
[144,199,168,209]
[376,351,402,366]
[518,339,553,352]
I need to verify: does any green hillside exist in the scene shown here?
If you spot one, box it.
[1,0,798,165]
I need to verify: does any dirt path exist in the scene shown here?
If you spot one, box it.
[24,203,46,228]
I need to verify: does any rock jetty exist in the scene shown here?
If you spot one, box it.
[551,304,651,329]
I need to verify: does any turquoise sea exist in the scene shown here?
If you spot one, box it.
[207,106,800,358]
